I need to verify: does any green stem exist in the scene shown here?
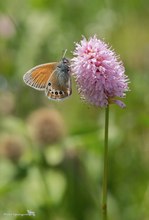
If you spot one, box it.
[38,149,51,204]
[102,105,109,220]
[37,149,51,217]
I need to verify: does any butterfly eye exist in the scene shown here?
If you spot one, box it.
[63,59,69,64]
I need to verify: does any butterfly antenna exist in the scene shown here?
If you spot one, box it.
[62,49,67,58]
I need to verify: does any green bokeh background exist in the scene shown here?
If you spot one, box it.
[0,0,149,220]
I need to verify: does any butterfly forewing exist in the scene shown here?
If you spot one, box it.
[23,62,58,90]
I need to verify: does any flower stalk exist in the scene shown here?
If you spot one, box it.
[102,105,109,219]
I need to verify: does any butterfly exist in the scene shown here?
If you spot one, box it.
[23,52,72,100]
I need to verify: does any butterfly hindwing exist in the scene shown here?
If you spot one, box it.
[45,59,72,100]
[45,74,72,100]
[23,62,58,90]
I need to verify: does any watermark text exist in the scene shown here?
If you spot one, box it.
[3,210,35,217]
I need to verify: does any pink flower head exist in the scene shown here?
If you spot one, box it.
[71,36,129,108]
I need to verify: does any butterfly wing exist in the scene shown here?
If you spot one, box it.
[23,62,58,90]
[45,67,72,100]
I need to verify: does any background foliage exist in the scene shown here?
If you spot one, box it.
[0,0,149,220]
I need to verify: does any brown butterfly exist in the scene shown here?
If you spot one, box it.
[23,53,72,100]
